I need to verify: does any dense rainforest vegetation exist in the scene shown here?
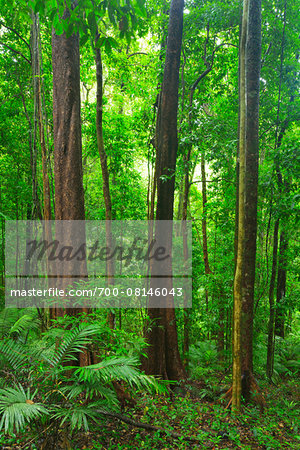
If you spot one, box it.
[0,0,299,448]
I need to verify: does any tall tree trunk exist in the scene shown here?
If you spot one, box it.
[94,39,115,329]
[30,17,42,221]
[266,219,279,379]
[272,0,288,341]
[52,17,85,222]
[201,152,211,277]
[232,0,249,412]
[144,0,186,381]
[52,6,89,358]
[232,0,261,408]
[240,0,261,404]
[32,12,53,324]
[182,148,191,360]
[275,231,288,337]
[217,301,225,356]
[200,151,211,335]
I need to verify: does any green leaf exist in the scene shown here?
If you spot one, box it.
[53,14,64,35]
[134,0,147,18]
[95,36,106,49]
[87,11,97,36]
[80,33,89,47]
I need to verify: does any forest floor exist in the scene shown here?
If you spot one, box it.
[71,376,299,449]
[1,376,299,449]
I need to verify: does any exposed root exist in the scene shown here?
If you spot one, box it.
[222,386,233,409]
[221,372,266,412]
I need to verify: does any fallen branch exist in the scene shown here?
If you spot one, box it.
[97,409,208,443]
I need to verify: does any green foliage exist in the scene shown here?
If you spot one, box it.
[188,341,224,380]
[0,340,28,373]
[0,0,299,446]
[252,333,300,380]
[76,356,163,393]
[0,385,48,434]
[274,335,300,378]
[49,323,101,366]
[0,319,163,440]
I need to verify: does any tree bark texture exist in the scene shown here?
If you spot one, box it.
[232,0,248,412]
[144,0,186,381]
[52,7,89,337]
[241,0,261,386]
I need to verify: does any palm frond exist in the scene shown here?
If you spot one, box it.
[0,340,28,373]
[61,381,118,407]
[49,324,101,367]
[0,385,48,434]
[75,357,165,393]
[51,401,109,432]
[0,309,20,338]
[9,313,39,336]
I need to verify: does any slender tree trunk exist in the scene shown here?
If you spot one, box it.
[232,0,249,412]
[217,302,225,356]
[30,17,42,221]
[266,219,279,379]
[32,13,52,223]
[201,152,211,277]
[200,152,211,336]
[234,7,243,273]
[272,0,288,341]
[182,148,191,361]
[144,0,186,381]
[177,177,184,221]
[33,12,53,272]
[31,12,53,324]
[94,39,115,329]
[275,231,288,337]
